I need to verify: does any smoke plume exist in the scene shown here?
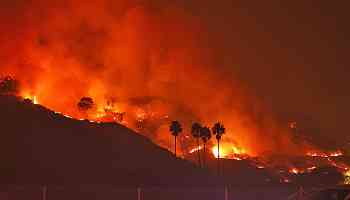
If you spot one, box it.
[0,0,310,156]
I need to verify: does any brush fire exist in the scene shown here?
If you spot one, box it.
[0,0,349,185]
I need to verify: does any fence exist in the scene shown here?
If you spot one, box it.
[0,185,294,200]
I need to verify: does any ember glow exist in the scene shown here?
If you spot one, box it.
[306,150,344,158]
[344,169,350,185]
[289,168,300,174]
[21,91,38,105]
[327,158,349,171]
[288,166,317,175]
[189,146,203,154]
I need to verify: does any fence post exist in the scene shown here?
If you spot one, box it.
[297,187,305,200]
[137,187,141,200]
[42,185,47,200]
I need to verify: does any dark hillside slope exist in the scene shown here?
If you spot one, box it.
[0,95,215,185]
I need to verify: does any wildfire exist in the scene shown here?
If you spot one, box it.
[2,1,349,182]
[289,168,300,174]
[306,150,344,158]
[21,92,38,105]
[63,114,73,119]
[330,151,343,157]
[32,96,38,104]
[344,169,350,184]
[327,158,349,171]
[0,0,319,165]
[288,166,317,175]
[15,89,350,178]
[289,121,297,129]
[189,146,203,154]
[135,108,147,121]
[305,150,349,172]
[189,143,248,161]
[12,91,350,183]
[307,166,317,171]
[212,143,247,160]
[282,178,291,183]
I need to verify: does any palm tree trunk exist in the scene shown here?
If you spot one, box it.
[197,138,201,167]
[175,136,177,156]
[217,139,220,176]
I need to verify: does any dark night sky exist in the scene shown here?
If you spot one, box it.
[178,1,350,140]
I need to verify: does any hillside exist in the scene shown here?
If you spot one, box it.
[0,94,345,189]
[2,94,348,199]
[0,95,217,186]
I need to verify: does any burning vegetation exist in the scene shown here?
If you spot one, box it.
[1,0,349,184]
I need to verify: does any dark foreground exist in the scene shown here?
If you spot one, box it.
[2,185,350,200]
[0,185,295,200]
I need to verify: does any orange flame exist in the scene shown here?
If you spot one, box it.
[212,143,247,160]
[306,150,344,158]
[189,146,203,154]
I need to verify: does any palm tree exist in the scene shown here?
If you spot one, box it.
[169,121,182,157]
[212,122,225,175]
[191,122,202,167]
[200,126,211,168]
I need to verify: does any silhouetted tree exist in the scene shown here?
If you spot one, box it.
[191,122,202,167]
[212,122,225,175]
[103,100,126,122]
[169,121,182,156]
[200,126,211,168]
[77,97,94,116]
[0,76,19,95]
[23,98,34,104]
[115,112,126,122]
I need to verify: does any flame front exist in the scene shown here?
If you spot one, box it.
[21,91,39,105]
[306,150,344,158]
[212,143,247,160]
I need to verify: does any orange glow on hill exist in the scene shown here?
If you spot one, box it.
[212,143,248,160]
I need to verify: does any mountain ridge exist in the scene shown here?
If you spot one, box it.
[0,95,216,186]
